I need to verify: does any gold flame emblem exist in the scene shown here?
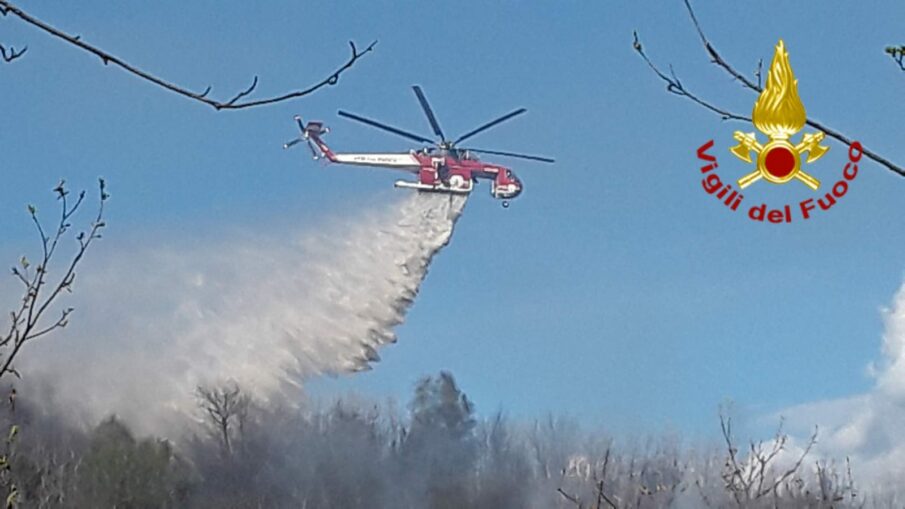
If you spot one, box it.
[730,40,828,190]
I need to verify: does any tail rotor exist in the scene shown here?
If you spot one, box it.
[284,115,327,160]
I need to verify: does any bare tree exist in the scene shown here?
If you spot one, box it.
[718,412,817,505]
[2,179,108,381]
[0,0,376,110]
[633,0,905,178]
[196,383,249,457]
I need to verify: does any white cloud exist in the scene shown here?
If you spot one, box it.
[778,282,905,491]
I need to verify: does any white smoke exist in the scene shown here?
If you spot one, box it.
[778,281,905,492]
[19,192,467,435]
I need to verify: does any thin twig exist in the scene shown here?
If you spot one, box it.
[0,2,27,62]
[595,480,618,509]
[761,426,818,498]
[681,0,759,93]
[754,59,763,89]
[632,32,748,123]
[633,0,905,178]
[557,487,583,507]
[885,46,905,71]
[0,42,27,62]
[719,414,747,505]
[1,179,108,379]
[0,0,376,110]
[591,448,618,509]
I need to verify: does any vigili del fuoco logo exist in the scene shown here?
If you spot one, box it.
[695,40,862,223]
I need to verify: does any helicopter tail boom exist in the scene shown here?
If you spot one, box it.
[287,117,423,171]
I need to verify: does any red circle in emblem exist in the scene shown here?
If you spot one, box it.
[764,146,796,178]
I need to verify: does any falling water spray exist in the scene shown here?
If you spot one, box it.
[20,193,467,435]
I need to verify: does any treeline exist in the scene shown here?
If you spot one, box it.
[0,372,882,508]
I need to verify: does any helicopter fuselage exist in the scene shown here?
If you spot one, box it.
[285,86,552,206]
[305,123,523,201]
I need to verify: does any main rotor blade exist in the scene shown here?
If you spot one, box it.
[337,110,435,145]
[465,148,555,163]
[412,85,445,140]
[454,108,527,145]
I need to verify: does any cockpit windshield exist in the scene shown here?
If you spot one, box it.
[459,149,478,161]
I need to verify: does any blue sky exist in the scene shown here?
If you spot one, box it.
[2,1,905,440]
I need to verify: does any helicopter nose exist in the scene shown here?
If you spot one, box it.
[510,178,523,198]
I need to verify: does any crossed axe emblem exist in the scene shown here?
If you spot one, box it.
[730,131,829,190]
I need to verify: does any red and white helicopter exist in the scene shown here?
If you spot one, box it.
[284,86,554,207]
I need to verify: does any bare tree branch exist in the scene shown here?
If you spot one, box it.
[634,0,905,178]
[632,32,748,123]
[0,42,26,62]
[594,480,618,509]
[557,487,583,508]
[886,45,905,72]
[718,409,821,506]
[0,0,376,110]
[718,413,747,505]
[680,0,759,94]
[761,426,817,499]
[0,3,26,62]
[1,179,108,380]
[590,448,619,509]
